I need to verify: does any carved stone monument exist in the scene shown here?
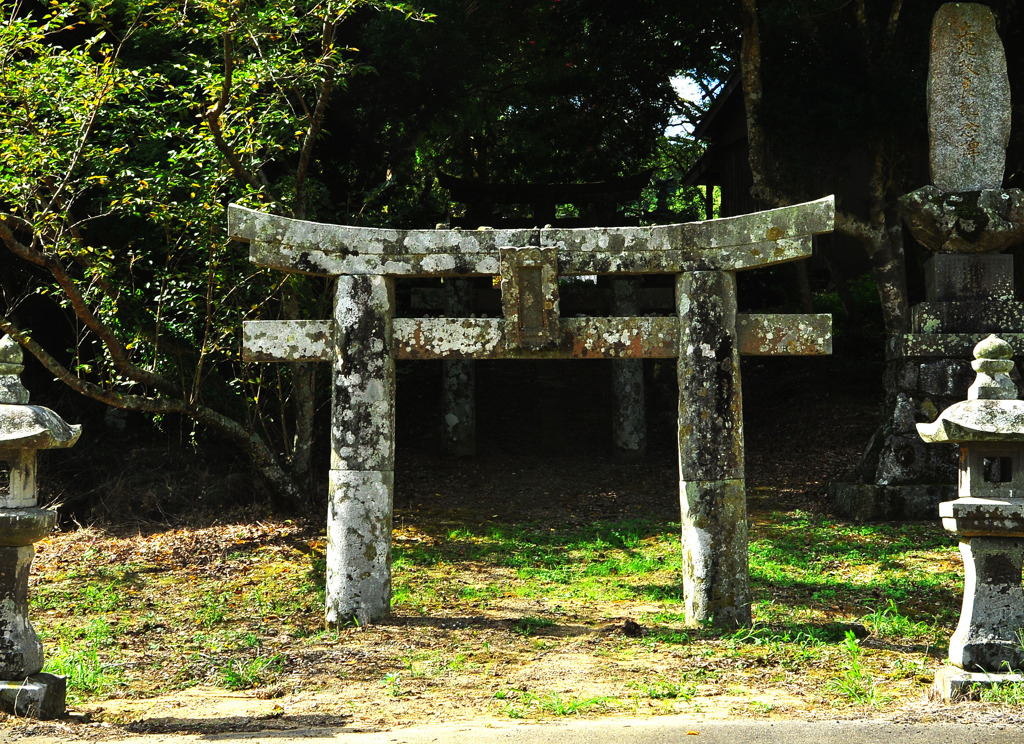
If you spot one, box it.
[918,336,1024,699]
[0,336,80,718]
[232,197,834,628]
[836,2,1024,520]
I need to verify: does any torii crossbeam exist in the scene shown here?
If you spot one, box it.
[229,196,835,627]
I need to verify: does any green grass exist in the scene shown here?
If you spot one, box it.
[44,645,123,702]
[497,690,618,718]
[26,510,972,712]
[628,677,698,700]
[217,653,283,690]
[826,631,890,707]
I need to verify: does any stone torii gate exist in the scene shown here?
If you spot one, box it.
[229,196,835,627]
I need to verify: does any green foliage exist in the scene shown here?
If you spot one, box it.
[0,0,426,504]
[217,653,283,690]
[628,677,698,701]
[498,689,617,718]
[511,616,555,637]
[44,644,124,700]
[826,631,889,707]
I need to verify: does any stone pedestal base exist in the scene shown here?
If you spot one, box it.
[947,536,1024,673]
[0,673,65,719]
[931,666,1024,702]
[831,483,953,521]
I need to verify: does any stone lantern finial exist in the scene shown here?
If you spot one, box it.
[0,336,29,405]
[968,334,1017,401]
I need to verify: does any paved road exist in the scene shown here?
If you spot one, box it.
[7,718,1023,744]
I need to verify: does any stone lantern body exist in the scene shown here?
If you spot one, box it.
[0,336,80,718]
[918,334,1024,698]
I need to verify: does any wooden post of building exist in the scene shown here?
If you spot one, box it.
[327,275,396,625]
[676,270,751,628]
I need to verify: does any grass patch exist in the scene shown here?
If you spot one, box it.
[23,511,974,719]
[497,690,618,718]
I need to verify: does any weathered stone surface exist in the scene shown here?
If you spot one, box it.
[948,536,1024,672]
[875,392,958,489]
[918,337,1024,443]
[499,247,560,350]
[0,406,81,452]
[918,399,1024,443]
[330,276,395,472]
[928,3,1011,192]
[678,479,751,628]
[248,235,821,278]
[393,317,679,360]
[229,205,533,258]
[242,320,332,363]
[391,314,832,361]
[912,301,1024,334]
[0,338,28,406]
[932,666,1024,702]
[677,271,749,628]
[611,279,646,456]
[0,545,43,678]
[918,335,1024,676]
[0,673,65,719]
[0,508,56,547]
[442,360,476,457]
[442,280,476,457]
[941,497,1024,536]
[677,271,743,481]
[915,358,973,397]
[892,333,1024,359]
[901,187,1024,254]
[1,451,37,509]
[326,470,393,626]
[0,337,75,717]
[230,196,834,277]
[735,314,831,356]
[924,253,1014,302]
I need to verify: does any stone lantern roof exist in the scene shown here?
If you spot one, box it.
[0,406,81,451]
[0,336,80,451]
[917,335,1024,444]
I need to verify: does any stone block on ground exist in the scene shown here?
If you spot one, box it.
[0,673,65,719]
[931,666,1024,702]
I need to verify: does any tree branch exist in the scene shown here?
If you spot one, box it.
[1,318,304,505]
[294,19,338,220]
[203,31,264,192]
[0,218,184,398]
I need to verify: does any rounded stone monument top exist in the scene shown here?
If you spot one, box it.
[917,335,1024,443]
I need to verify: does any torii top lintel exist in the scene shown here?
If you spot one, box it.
[227,197,834,277]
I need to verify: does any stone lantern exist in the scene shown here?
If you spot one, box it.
[0,336,80,718]
[918,334,1024,699]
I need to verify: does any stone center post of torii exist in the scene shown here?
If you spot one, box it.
[229,196,835,628]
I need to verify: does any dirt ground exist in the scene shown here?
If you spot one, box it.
[11,354,982,740]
